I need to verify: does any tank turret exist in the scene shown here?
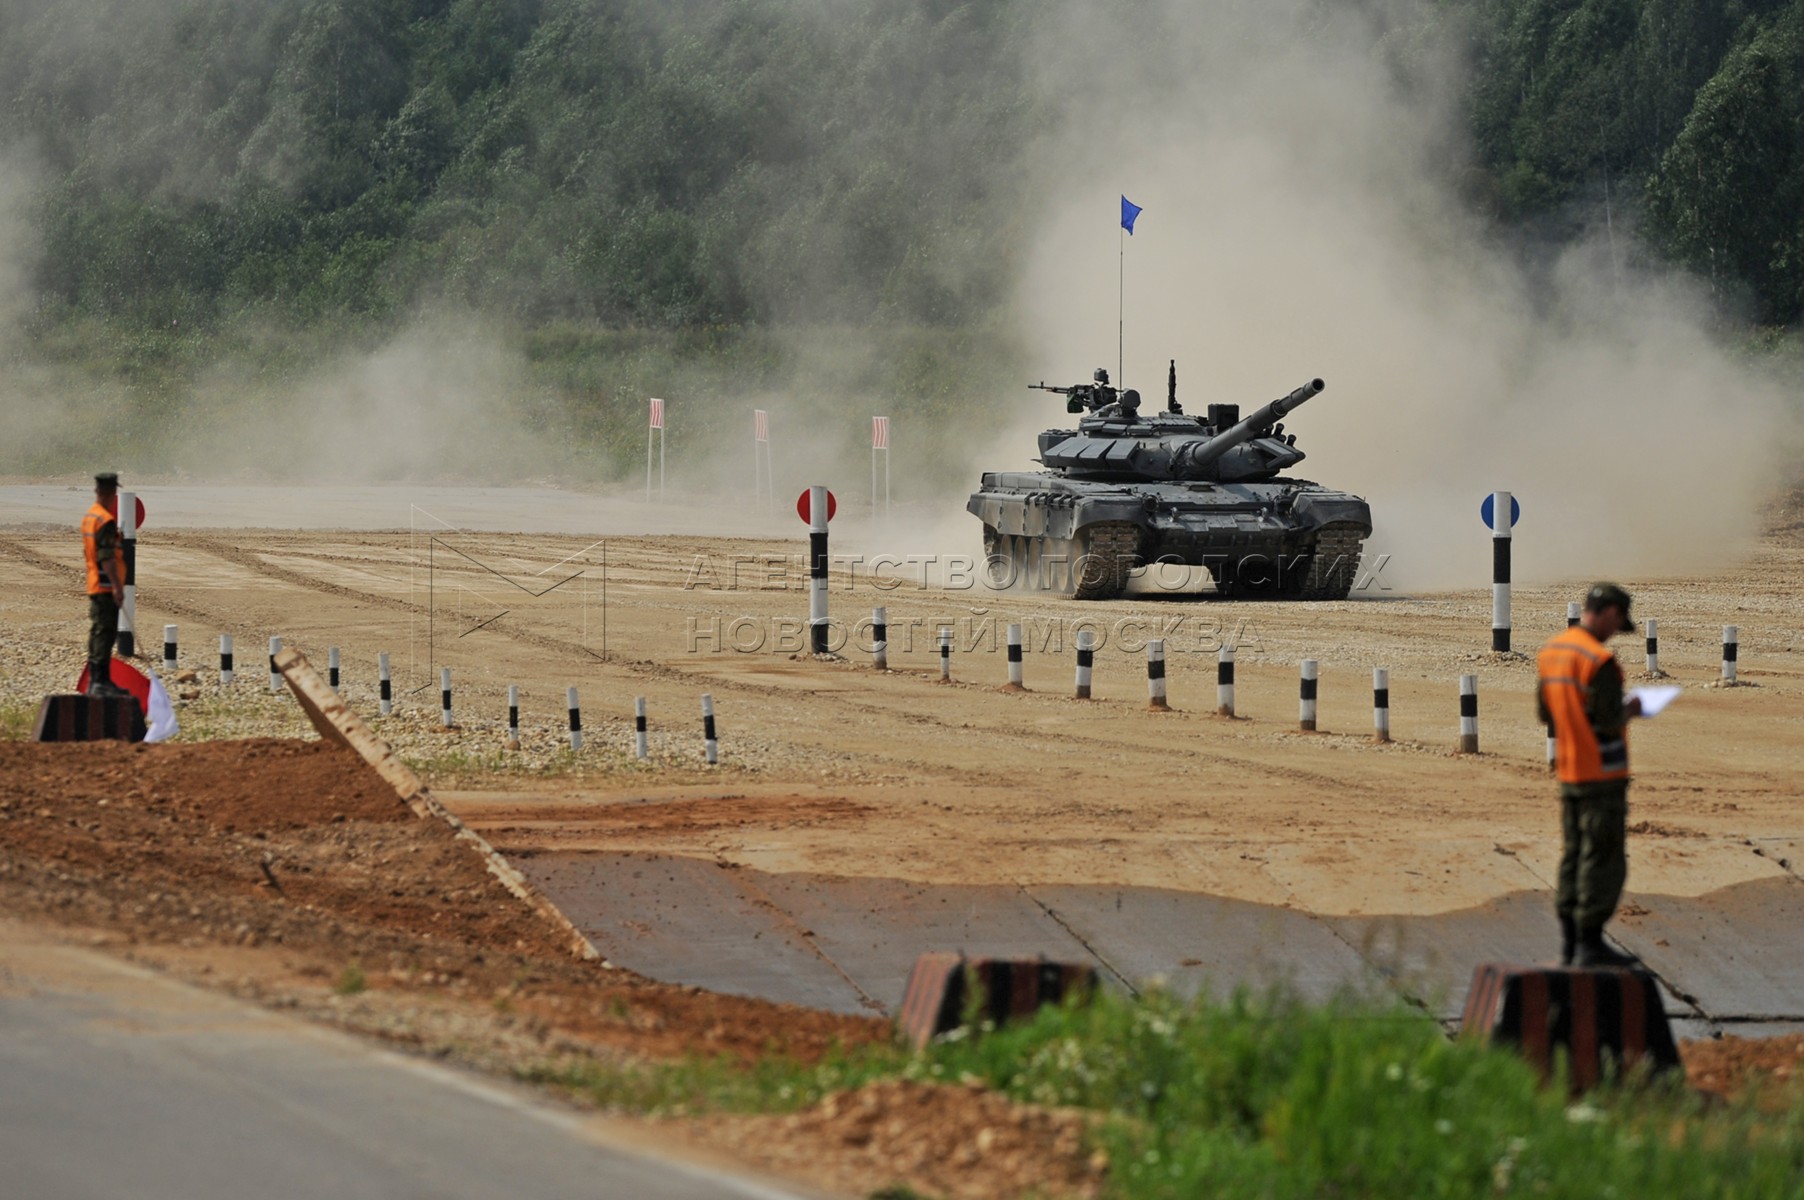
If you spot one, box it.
[969,361,1372,601]
[1034,377,1326,485]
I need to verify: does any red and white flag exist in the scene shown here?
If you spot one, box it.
[754,409,769,443]
[75,658,180,743]
[872,415,890,450]
[649,397,666,429]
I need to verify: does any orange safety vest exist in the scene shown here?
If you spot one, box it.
[81,500,125,596]
[1538,626,1629,785]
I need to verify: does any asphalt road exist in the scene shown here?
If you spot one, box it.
[0,925,825,1200]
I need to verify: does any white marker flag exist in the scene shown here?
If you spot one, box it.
[1629,685,1682,719]
[754,409,769,443]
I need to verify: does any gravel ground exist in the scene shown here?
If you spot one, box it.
[0,629,871,786]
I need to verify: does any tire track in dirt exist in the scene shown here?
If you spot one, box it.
[7,526,1588,813]
[59,533,1569,805]
[0,536,223,629]
[150,536,1505,799]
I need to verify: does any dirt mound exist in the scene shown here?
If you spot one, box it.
[0,738,408,831]
[0,738,880,1063]
[692,1079,1105,1200]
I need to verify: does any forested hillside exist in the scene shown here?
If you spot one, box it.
[1,0,1801,483]
[2,0,1034,332]
[4,0,1801,335]
[1470,0,1804,324]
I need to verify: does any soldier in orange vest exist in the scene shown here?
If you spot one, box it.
[1537,583,1644,967]
[81,472,130,697]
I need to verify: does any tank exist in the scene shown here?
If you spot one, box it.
[966,362,1372,600]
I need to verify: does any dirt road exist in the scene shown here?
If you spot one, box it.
[4,487,1799,923]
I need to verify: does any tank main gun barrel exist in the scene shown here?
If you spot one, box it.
[1184,378,1325,472]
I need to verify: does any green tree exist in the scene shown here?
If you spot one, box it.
[1646,9,1804,322]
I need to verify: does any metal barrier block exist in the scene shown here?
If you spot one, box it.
[1460,962,1680,1090]
[32,694,146,743]
[898,952,1098,1049]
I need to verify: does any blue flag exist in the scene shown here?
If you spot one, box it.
[1121,195,1143,235]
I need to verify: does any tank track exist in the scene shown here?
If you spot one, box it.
[982,522,1141,600]
[1292,523,1365,600]
[1071,522,1141,600]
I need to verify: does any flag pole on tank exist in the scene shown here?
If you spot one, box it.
[1119,194,1142,388]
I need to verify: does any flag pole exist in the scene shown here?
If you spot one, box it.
[1118,222,1125,388]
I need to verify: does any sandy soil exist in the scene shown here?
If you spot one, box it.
[4,496,1798,922]
[5,488,1804,1195]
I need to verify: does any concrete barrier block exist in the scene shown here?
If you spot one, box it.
[1460,962,1680,1090]
[32,695,146,743]
[898,952,1098,1049]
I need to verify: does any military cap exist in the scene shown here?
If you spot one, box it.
[1584,582,1635,632]
[94,472,119,489]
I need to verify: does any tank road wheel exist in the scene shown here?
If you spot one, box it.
[1293,523,1366,600]
[983,526,1010,588]
[1042,535,1077,595]
[1071,522,1141,601]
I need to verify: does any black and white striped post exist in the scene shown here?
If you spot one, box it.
[938,626,952,682]
[1722,625,1739,683]
[116,490,137,657]
[1372,667,1390,743]
[1566,601,1581,628]
[440,668,453,727]
[1005,623,1024,689]
[808,484,829,655]
[701,693,718,764]
[1146,639,1168,710]
[1645,617,1662,676]
[507,685,520,744]
[1545,727,1556,770]
[1074,629,1095,699]
[328,646,341,693]
[1299,659,1319,732]
[268,636,283,692]
[219,634,234,685]
[567,687,583,751]
[634,697,648,759]
[378,652,392,716]
[1458,674,1479,754]
[162,625,178,674]
[871,606,888,671]
[1217,646,1235,717]
[1490,489,1512,652]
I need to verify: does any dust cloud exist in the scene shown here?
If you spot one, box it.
[3,0,1798,588]
[999,0,1799,590]
[0,144,66,471]
[183,317,548,485]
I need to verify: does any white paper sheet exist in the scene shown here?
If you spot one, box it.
[1629,685,1681,718]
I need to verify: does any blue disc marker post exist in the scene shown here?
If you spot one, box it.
[1482,491,1520,652]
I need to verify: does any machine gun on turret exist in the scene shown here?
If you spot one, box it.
[1030,367,1124,414]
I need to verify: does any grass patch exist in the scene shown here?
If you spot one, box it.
[334,962,367,995]
[537,986,1804,1198]
[0,701,38,741]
